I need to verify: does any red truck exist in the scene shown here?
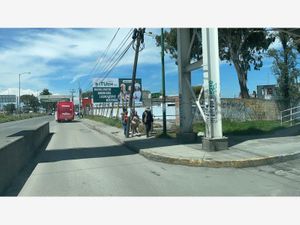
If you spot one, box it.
[55,101,75,122]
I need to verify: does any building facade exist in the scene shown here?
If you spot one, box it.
[0,95,17,111]
[257,84,277,100]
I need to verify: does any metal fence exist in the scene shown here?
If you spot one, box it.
[281,105,300,126]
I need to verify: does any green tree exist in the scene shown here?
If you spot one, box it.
[39,88,55,112]
[4,104,16,114]
[155,28,274,98]
[155,29,202,63]
[219,28,274,98]
[268,31,300,110]
[20,94,40,112]
[40,88,52,95]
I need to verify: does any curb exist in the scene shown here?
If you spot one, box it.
[138,149,300,168]
[83,119,300,168]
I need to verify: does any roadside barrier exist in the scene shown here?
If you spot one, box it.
[0,122,49,195]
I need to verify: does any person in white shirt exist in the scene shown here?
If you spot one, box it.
[133,82,142,102]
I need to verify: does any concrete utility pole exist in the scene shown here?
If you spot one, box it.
[201,28,228,150]
[18,72,31,114]
[126,28,145,138]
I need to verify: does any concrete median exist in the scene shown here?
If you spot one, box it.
[0,122,49,195]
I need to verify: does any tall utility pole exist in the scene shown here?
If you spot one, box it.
[161,28,167,136]
[79,88,82,117]
[201,28,228,150]
[70,89,75,102]
[18,72,31,114]
[126,28,145,138]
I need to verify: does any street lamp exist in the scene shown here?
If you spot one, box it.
[18,72,31,114]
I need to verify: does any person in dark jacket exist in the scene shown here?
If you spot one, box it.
[142,107,153,137]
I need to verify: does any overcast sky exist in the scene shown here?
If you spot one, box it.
[0,28,278,99]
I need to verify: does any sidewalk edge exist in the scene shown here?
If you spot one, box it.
[139,150,300,168]
[83,119,300,168]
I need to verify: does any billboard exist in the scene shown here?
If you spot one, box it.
[92,78,143,104]
[118,78,142,104]
[92,78,120,103]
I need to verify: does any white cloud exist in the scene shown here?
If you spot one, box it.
[0,28,168,96]
[0,29,131,87]
[0,88,38,97]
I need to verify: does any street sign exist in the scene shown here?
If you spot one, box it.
[92,78,120,103]
[93,87,120,103]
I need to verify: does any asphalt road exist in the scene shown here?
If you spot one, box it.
[5,119,300,196]
[0,115,54,139]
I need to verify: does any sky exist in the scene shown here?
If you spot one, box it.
[0,28,280,100]
[1,0,299,222]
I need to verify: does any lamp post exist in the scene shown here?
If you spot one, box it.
[18,72,31,114]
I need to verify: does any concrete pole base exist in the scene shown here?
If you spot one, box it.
[202,137,228,151]
[176,132,197,144]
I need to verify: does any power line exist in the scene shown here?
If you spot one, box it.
[89,28,120,75]
[82,29,133,92]
[83,29,134,91]
[80,28,120,91]
[89,39,134,88]
[97,29,133,75]
[86,39,134,91]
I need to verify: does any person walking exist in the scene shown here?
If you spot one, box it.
[121,111,128,136]
[142,107,153,138]
[131,110,140,137]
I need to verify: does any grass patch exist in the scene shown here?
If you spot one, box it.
[193,119,289,136]
[84,115,289,138]
[85,115,122,128]
[0,113,46,124]
[155,132,175,139]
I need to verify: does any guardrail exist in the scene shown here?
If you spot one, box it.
[281,106,300,126]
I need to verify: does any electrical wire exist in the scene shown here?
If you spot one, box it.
[95,39,134,84]
[97,29,133,76]
[89,28,120,75]
[86,39,134,90]
[80,28,120,91]
[82,29,134,91]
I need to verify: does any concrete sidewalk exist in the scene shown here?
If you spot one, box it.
[82,119,300,168]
